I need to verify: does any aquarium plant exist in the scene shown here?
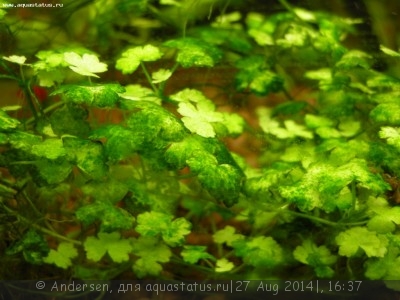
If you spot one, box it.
[0,0,400,290]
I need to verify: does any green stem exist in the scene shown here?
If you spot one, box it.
[9,161,36,165]
[159,62,180,97]
[284,210,368,227]
[350,180,357,210]
[29,218,82,245]
[25,101,64,126]
[140,62,158,94]
[27,78,44,115]
[0,74,18,80]
[2,204,81,245]
[230,263,246,274]
[22,191,42,217]
[284,210,340,227]
[282,87,294,101]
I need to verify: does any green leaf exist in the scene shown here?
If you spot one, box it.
[365,247,400,280]
[35,50,69,70]
[178,101,223,138]
[170,88,210,103]
[280,159,389,212]
[258,108,312,139]
[132,236,171,278]
[90,125,144,162]
[116,45,162,74]
[63,137,108,179]
[181,245,215,264]
[119,84,160,104]
[198,164,244,207]
[165,135,217,170]
[54,84,124,108]
[0,110,20,131]
[8,131,42,152]
[367,197,400,233]
[305,114,334,129]
[126,102,186,144]
[379,126,400,150]
[151,69,172,83]
[135,211,191,246]
[213,225,244,246]
[0,9,6,19]
[6,229,49,265]
[335,227,388,258]
[50,104,90,137]
[76,199,135,232]
[44,242,78,269]
[235,55,283,96]
[84,232,132,263]
[293,239,337,278]
[192,26,252,54]
[370,103,400,125]
[164,37,222,67]
[220,112,245,136]
[233,236,283,267]
[81,178,128,203]
[36,158,73,184]
[215,258,235,273]
[64,52,107,78]
[3,55,27,65]
[31,138,66,160]
[272,101,308,116]
[335,50,371,69]
[380,45,400,58]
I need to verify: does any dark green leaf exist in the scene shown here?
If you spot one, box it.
[54,84,125,108]
[63,137,108,179]
[90,125,144,162]
[6,229,49,265]
[164,37,222,68]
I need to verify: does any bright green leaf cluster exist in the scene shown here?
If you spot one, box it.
[131,236,171,278]
[293,239,337,278]
[233,236,284,267]
[116,45,162,74]
[164,37,222,67]
[64,52,107,78]
[258,108,313,139]
[235,55,283,96]
[181,245,215,264]
[135,211,191,246]
[53,84,125,108]
[335,226,388,258]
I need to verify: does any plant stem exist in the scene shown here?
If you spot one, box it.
[22,190,42,217]
[350,180,357,210]
[2,203,81,245]
[140,62,158,94]
[283,210,335,227]
[0,74,18,80]
[25,101,64,127]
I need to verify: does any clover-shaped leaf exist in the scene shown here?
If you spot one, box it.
[136,211,191,246]
[84,232,132,263]
[116,45,163,74]
[181,245,215,264]
[64,52,107,78]
[178,101,223,137]
[44,242,78,269]
[132,236,171,278]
